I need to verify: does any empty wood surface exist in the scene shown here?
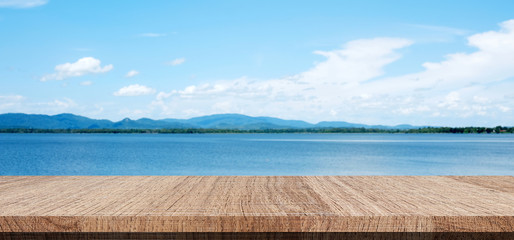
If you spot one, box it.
[0,176,513,232]
[2,232,514,240]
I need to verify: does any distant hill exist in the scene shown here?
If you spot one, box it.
[0,113,422,130]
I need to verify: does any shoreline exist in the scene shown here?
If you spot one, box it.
[1,127,513,134]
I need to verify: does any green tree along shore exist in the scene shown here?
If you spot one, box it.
[0,126,513,134]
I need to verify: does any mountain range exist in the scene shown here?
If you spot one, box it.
[0,113,421,130]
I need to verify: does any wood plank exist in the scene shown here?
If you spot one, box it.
[0,176,513,232]
[2,232,514,240]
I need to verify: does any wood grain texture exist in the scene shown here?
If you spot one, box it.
[2,232,514,240]
[0,176,513,232]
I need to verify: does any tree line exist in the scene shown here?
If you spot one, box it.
[0,126,512,134]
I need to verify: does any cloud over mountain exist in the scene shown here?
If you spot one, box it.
[152,21,514,126]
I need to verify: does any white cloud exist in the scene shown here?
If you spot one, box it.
[114,84,156,97]
[354,20,514,120]
[139,33,166,37]
[0,95,25,110]
[167,58,185,66]
[43,98,76,109]
[499,106,510,113]
[0,0,47,8]
[151,20,514,126]
[302,38,413,85]
[125,70,139,78]
[41,57,113,81]
[27,98,78,114]
[0,96,120,117]
[80,81,92,86]
[0,96,84,115]
[152,38,413,120]
[0,95,24,101]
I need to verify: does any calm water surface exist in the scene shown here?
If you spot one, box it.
[0,133,513,175]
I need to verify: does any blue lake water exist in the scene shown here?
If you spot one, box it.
[0,133,513,175]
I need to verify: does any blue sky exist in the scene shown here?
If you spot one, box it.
[1,0,514,126]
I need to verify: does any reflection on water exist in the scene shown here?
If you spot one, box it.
[0,133,513,175]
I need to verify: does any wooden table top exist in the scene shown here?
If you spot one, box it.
[0,176,513,232]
